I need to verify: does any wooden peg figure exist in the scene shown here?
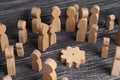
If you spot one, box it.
[31,7,41,33]
[0,23,9,52]
[101,37,110,58]
[88,24,98,44]
[16,43,24,57]
[66,6,76,32]
[31,49,42,72]
[2,75,12,80]
[62,77,69,80]
[38,23,49,51]
[106,14,115,30]
[50,6,61,32]
[116,28,120,46]
[76,8,89,42]
[5,45,16,76]
[74,4,79,23]
[18,20,27,44]
[111,46,120,76]
[42,58,57,80]
[89,5,100,27]
[49,25,56,45]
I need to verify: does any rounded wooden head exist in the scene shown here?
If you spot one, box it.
[31,49,41,60]
[91,5,100,13]
[43,58,57,73]
[108,14,115,21]
[38,23,49,34]
[74,4,79,10]
[103,37,110,46]
[0,23,6,34]
[5,46,14,58]
[62,77,69,80]
[67,6,76,16]
[80,8,88,18]
[91,24,99,32]
[18,20,26,30]
[51,6,61,17]
[31,7,41,18]
[16,43,23,49]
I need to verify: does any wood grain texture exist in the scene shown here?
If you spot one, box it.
[0,0,120,80]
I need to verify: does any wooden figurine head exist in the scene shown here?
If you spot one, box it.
[31,49,41,60]
[16,43,23,49]
[0,23,6,34]
[38,23,49,35]
[91,24,98,32]
[103,37,110,46]
[31,7,41,18]
[43,58,57,73]
[115,46,120,60]
[91,5,100,14]
[49,25,56,33]
[5,46,14,58]
[108,14,115,21]
[80,8,89,18]
[62,77,69,80]
[51,6,61,17]
[18,20,26,30]
[67,6,76,17]
[74,4,79,11]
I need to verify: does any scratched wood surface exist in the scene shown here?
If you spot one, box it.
[0,0,120,80]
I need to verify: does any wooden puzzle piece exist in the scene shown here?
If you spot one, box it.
[31,7,41,18]
[16,43,24,57]
[62,77,69,80]
[116,29,120,46]
[106,14,115,30]
[101,37,110,58]
[31,49,42,72]
[74,4,79,23]
[66,6,76,32]
[51,6,61,32]
[88,24,98,44]
[89,5,100,27]
[49,25,56,45]
[76,8,88,42]
[18,20,27,44]
[61,46,85,68]
[5,45,16,76]
[2,75,12,80]
[111,46,120,76]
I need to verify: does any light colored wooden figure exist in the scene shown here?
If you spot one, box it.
[74,4,79,23]
[16,43,24,57]
[101,37,110,58]
[76,8,88,42]
[89,5,100,27]
[31,7,41,18]
[32,18,41,34]
[5,45,16,76]
[116,28,120,46]
[0,23,9,52]
[49,25,56,45]
[18,20,27,44]
[111,46,120,76]
[38,23,49,51]
[62,77,69,80]
[50,6,61,32]
[106,14,115,30]
[31,49,42,72]
[66,6,76,32]
[88,24,98,44]
[2,75,12,80]
[42,58,57,80]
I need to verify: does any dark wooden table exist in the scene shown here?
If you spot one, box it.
[0,0,120,80]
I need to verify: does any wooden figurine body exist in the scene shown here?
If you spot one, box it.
[88,24,98,44]
[89,5,100,27]
[42,58,57,80]
[76,8,88,42]
[18,20,27,44]
[106,14,115,30]
[49,25,56,45]
[66,6,76,32]
[2,75,12,80]
[111,46,120,76]
[101,37,110,58]
[31,7,41,33]
[116,28,120,46]
[38,23,49,51]
[5,45,16,76]
[74,4,79,23]
[31,49,42,72]
[16,43,24,57]
[0,23,9,52]
[51,6,61,32]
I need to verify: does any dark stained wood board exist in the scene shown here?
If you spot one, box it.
[0,0,120,80]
